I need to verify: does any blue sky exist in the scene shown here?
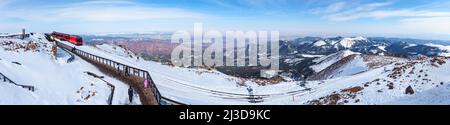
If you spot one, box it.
[1,0,450,40]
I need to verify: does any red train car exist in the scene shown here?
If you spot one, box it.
[50,32,83,46]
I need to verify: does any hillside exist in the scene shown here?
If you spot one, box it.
[304,57,450,105]
[0,34,139,105]
[308,51,406,80]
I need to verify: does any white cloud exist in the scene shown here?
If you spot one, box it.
[318,1,450,24]
[1,1,207,22]
[401,17,450,35]
[354,10,450,19]
[307,1,450,38]
[325,2,346,13]
[324,2,393,21]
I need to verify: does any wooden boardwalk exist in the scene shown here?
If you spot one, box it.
[55,41,160,105]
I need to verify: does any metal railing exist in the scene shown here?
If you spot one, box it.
[0,72,35,91]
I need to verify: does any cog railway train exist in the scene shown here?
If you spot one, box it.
[48,32,83,46]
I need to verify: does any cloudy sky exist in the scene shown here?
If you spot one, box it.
[1,0,450,40]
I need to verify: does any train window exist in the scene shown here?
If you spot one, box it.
[77,37,83,42]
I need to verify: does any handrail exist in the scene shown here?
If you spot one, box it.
[0,72,35,91]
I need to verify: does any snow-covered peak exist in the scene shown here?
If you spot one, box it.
[340,49,360,57]
[313,40,327,47]
[339,36,368,48]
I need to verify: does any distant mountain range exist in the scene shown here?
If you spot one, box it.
[277,36,450,80]
[281,36,450,57]
[80,34,450,80]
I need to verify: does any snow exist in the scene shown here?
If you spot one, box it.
[424,43,450,57]
[377,45,386,51]
[75,41,450,105]
[301,54,324,58]
[69,41,321,104]
[305,57,450,105]
[404,44,417,49]
[284,58,303,65]
[313,40,327,47]
[339,37,367,48]
[261,70,280,78]
[328,55,368,79]
[3,33,450,105]
[86,43,448,105]
[0,81,38,104]
[311,50,358,72]
[384,82,450,105]
[0,34,138,105]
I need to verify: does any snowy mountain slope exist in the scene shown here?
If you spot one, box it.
[308,54,406,80]
[308,54,363,80]
[313,40,327,47]
[0,34,138,105]
[338,36,367,48]
[303,57,450,105]
[424,43,450,57]
[310,50,359,72]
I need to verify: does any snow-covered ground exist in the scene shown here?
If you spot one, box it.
[328,55,368,79]
[2,33,450,105]
[302,57,450,105]
[1,34,139,105]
